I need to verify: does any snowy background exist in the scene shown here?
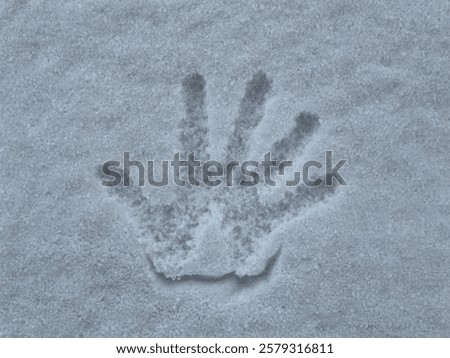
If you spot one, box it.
[1,0,449,337]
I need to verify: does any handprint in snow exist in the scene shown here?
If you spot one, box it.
[100,71,338,282]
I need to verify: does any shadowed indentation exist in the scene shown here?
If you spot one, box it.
[241,70,272,110]
[180,72,208,159]
[145,248,281,287]
[182,73,206,109]
[271,111,320,161]
[269,181,336,220]
[226,70,272,160]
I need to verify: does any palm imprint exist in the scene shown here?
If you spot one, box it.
[101,71,336,282]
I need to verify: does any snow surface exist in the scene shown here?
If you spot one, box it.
[0,0,449,337]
